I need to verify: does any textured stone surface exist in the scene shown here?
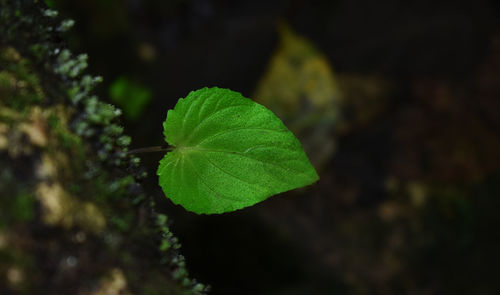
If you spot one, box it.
[0,1,207,294]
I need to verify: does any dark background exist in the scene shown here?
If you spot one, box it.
[50,0,500,294]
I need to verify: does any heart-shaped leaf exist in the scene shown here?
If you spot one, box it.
[157,87,319,214]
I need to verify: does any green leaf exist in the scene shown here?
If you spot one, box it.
[157,87,319,214]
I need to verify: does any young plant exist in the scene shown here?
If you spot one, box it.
[156,87,318,214]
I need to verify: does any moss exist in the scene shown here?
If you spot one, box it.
[110,213,134,233]
[36,181,107,232]
[0,238,35,293]
[0,170,35,225]
[0,1,207,294]
[0,47,44,111]
[55,50,89,78]
[85,97,122,125]
[47,106,84,153]
[11,191,35,222]
[104,124,124,137]
[77,268,131,295]
[117,135,131,147]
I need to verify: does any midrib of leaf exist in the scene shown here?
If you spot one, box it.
[180,146,313,180]
[179,155,197,209]
[198,151,271,192]
[192,126,287,147]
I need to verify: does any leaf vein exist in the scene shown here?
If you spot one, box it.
[184,104,248,144]
[184,154,242,202]
[200,149,312,179]
[195,127,287,147]
[199,152,268,194]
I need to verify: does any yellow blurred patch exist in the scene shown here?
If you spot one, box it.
[254,23,341,167]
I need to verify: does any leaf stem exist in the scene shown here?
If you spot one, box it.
[127,145,173,155]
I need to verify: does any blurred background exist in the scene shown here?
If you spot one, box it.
[48,0,500,294]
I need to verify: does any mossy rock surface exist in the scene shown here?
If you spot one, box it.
[0,1,206,294]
